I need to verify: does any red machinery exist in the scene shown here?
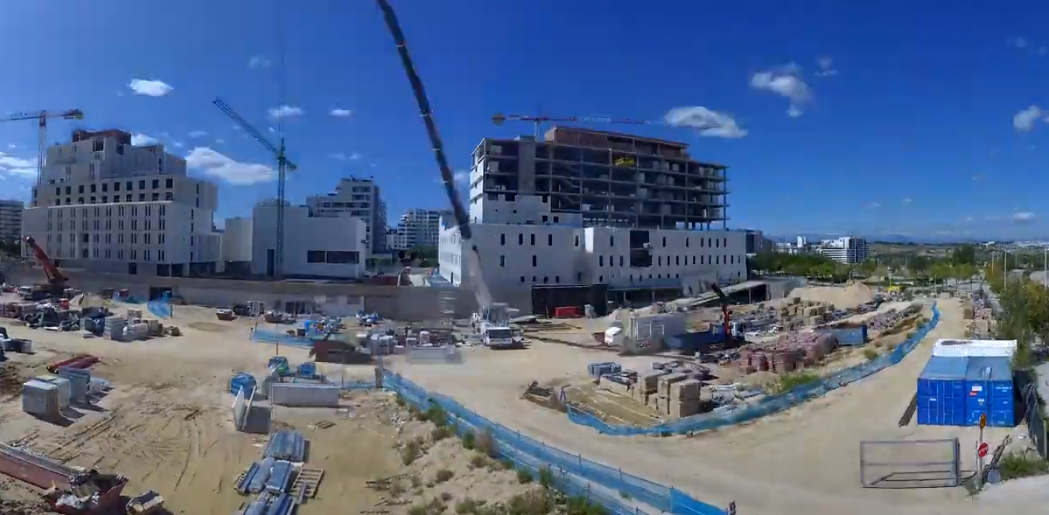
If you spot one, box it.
[24,235,67,295]
[708,282,736,342]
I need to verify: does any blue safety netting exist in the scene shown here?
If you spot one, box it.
[567,303,941,436]
[383,372,728,515]
[147,292,172,319]
[251,328,313,348]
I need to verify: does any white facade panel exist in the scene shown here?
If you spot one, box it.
[221,217,253,263]
[252,205,368,279]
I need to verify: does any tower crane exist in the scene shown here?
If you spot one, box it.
[0,109,84,197]
[213,98,297,278]
[492,113,713,138]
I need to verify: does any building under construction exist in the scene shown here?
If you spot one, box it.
[468,127,729,230]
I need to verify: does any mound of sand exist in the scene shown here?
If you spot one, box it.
[787,283,875,310]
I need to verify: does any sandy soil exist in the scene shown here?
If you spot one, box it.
[0,301,397,514]
[389,298,1040,515]
[788,283,877,310]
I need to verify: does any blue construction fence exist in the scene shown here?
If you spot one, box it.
[384,371,728,515]
[147,292,172,319]
[250,327,314,348]
[568,303,941,436]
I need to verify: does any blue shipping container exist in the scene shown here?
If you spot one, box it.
[964,356,1016,427]
[823,325,868,346]
[917,356,969,426]
[665,328,725,353]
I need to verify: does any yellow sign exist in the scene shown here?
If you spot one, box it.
[614,157,635,167]
[979,413,986,429]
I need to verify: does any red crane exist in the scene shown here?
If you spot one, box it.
[708,282,734,342]
[23,236,67,294]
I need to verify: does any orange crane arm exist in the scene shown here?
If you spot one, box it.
[23,236,66,286]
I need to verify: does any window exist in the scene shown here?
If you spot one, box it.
[692,256,696,265]
[152,193,159,201]
[165,178,173,188]
[574,235,579,247]
[548,234,553,246]
[610,236,614,246]
[577,273,582,282]
[307,251,325,263]
[90,196,96,203]
[500,255,505,267]
[532,255,537,267]
[126,181,132,191]
[114,182,120,191]
[326,251,360,264]
[543,276,549,284]
[164,192,173,201]
[152,179,159,189]
[102,183,108,192]
[520,276,525,283]
[102,196,107,203]
[78,185,84,194]
[676,256,680,266]
[663,237,667,247]
[518,234,523,245]
[144,234,151,244]
[138,180,145,190]
[90,184,96,193]
[555,276,560,283]
[500,234,506,246]
[126,194,132,202]
[65,186,71,195]
[77,197,84,204]
[139,194,145,201]
[686,237,690,248]
[532,276,537,283]
[131,234,137,244]
[599,256,604,267]
[530,234,535,246]
[619,256,624,266]
[715,239,720,248]
[658,256,662,266]
[723,237,728,247]
[159,234,165,244]
[145,250,151,262]
[598,275,603,282]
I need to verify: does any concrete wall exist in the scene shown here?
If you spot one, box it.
[4,264,484,321]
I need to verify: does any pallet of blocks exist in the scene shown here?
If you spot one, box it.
[632,370,666,405]
[652,373,691,416]
[667,379,702,418]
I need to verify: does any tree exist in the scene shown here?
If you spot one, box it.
[951,245,977,266]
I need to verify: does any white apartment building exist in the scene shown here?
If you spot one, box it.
[815,236,870,264]
[306,177,387,253]
[250,201,368,278]
[389,208,448,250]
[0,199,24,243]
[438,218,746,294]
[22,129,220,276]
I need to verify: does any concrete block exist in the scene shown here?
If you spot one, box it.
[669,379,702,401]
[657,373,689,396]
[599,376,630,395]
[638,371,666,392]
[668,399,701,418]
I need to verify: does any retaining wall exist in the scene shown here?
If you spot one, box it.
[406,346,463,364]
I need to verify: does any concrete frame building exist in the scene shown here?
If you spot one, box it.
[467,127,728,229]
[815,236,869,264]
[438,127,747,305]
[0,199,24,243]
[22,129,220,276]
[306,177,387,253]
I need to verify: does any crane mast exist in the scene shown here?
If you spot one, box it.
[213,99,297,278]
[0,109,84,205]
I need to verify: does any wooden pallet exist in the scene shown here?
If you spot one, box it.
[290,467,324,499]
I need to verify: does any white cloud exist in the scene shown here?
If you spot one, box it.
[0,152,36,178]
[248,56,271,69]
[215,138,226,146]
[188,130,208,138]
[1009,36,1030,49]
[866,202,882,209]
[185,147,275,185]
[128,79,173,97]
[902,197,914,204]
[1012,211,1036,223]
[172,140,185,148]
[131,133,158,146]
[1014,105,1044,132]
[962,215,975,223]
[750,65,813,117]
[663,106,747,138]
[6,144,17,149]
[815,56,839,77]
[434,170,471,185]
[268,127,277,133]
[1008,37,1047,56]
[267,105,304,119]
[329,108,354,118]
[330,152,363,161]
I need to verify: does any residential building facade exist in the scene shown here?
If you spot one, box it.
[22,129,220,276]
[0,199,23,243]
[306,177,387,253]
[815,236,870,264]
[389,208,448,250]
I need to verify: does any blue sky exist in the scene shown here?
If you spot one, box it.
[1,1,1047,241]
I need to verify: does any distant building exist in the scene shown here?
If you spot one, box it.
[743,229,771,255]
[305,177,387,253]
[251,201,368,279]
[815,236,869,264]
[22,129,220,276]
[389,208,449,250]
[0,199,23,243]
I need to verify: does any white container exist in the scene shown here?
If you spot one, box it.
[269,383,340,407]
[22,380,60,419]
[36,376,70,409]
[932,339,1017,358]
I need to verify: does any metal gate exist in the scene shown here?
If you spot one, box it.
[859,438,961,488]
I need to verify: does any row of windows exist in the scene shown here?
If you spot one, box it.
[49,247,171,262]
[46,232,172,245]
[499,253,740,268]
[47,205,171,218]
[305,250,361,264]
[54,177,175,196]
[47,219,173,232]
[515,271,743,285]
[52,192,178,206]
[498,233,732,249]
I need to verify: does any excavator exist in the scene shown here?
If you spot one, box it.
[23,236,68,299]
[709,282,744,345]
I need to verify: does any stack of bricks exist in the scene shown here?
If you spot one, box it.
[647,373,703,418]
[632,370,666,406]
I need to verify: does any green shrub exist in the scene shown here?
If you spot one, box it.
[538,467,554,490]
[566,495,608,515]
[469,454,487,469]
[427,404,449,428]
[435,469,454,483]
[999,452,1049,480]
[462,431,476,450]
[431,425,454,441]
[455,498,480,515]
[516,468,533,484]
[774,371,820,393]
[401,439,422,465]
[862,348,879,362]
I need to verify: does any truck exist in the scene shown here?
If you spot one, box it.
[473,303,524,349]
[483,326,517,349]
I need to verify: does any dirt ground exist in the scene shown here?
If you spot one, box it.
[389,298,1041,515]
[0,298,397,514]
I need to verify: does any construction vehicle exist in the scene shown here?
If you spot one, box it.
[23,235,68,299]
[709,282,744,344]
[472,303,522,349]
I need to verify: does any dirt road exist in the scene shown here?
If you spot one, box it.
[396,299,1035,515]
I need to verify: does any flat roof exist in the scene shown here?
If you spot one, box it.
[545,126,690,149]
